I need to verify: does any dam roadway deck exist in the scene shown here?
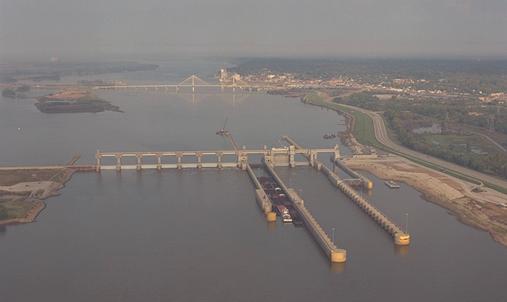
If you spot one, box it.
[94,147,337,171]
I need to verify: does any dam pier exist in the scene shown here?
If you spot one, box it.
[3,137,410,263]
[282,136,410,246]
[94,145,337,172]
[92,136,410,262]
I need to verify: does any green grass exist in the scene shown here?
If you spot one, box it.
[423,134,497,155]
[303,95,507,194]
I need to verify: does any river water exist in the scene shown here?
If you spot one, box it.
[0,60,506,301]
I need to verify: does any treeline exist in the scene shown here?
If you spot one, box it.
[385,111,507,179]
[2,85,30,98]
[337,92,507,135]
[333,91,507,179]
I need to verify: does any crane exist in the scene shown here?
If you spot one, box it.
[216,117,230,136]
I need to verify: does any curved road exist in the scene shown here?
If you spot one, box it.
[341,103,507,191]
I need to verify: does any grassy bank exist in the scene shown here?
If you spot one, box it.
[302,96,379,147]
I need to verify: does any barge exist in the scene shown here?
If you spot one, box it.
[257,175,303,226]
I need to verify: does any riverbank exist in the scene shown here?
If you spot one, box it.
[300,91,378,151]
[298,91,507,247]
[300,92,507,194]
[344,156,507,247]
[0,168,74,225]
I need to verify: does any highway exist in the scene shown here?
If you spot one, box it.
[339,103,507,192]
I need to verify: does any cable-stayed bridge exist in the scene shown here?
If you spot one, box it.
[93,74,275,92]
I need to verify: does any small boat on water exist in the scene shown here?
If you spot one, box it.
[384,180,401,189]
[323,133,337,139]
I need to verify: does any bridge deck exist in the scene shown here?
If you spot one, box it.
[96,148,336,157]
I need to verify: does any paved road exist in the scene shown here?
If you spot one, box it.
[340,103,507,191]
[471,132,507,153]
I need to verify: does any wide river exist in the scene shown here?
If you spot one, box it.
[1,60,506,301]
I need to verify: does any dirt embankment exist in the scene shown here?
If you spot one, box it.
[344,156,507,247]
[299,90,507,246]
[0,168,75,226]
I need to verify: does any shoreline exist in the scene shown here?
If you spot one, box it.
[346,158,507,247]
[0,168,75,226]
[0,200,46,226]
[298,92,507,247]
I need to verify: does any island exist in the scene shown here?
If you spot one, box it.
[36,89,121,113]
[2,85,30,98]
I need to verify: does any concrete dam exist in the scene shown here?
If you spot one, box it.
[9,137,410,263]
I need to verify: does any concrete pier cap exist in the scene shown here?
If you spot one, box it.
[331,249,347,263]
[394,233,411,246]
[366,181,374,190]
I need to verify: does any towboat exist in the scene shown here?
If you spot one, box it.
[384,180,401,189]
[282,213,293,223]
[275,205,293,223]
[323,133,337,139]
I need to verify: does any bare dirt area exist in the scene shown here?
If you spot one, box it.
[0,169,74,225]
[344,155,507,247]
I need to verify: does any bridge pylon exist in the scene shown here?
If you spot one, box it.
[176,74,211,93]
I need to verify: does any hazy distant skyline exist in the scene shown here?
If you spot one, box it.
[1,0,506,61]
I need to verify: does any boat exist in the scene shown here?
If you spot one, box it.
[289,208,304,226]
[271,193,286,202]
[275,205,293,223]
[281,212,292,223]
[323,133,337,139]
[216,117,229,136]
[257,176,271,184]
[216,129,229,136]
[384,180,401,189]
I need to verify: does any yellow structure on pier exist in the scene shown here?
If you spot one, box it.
[366,180,374,190]
[266,211,277,222]
[331,250,347,263]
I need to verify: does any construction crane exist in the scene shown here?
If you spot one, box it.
[216,117,230,136]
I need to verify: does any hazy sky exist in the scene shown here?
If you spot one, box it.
[1,0,506,60]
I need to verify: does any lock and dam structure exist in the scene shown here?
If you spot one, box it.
[92,136,410,263]
[1,136,410,264]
